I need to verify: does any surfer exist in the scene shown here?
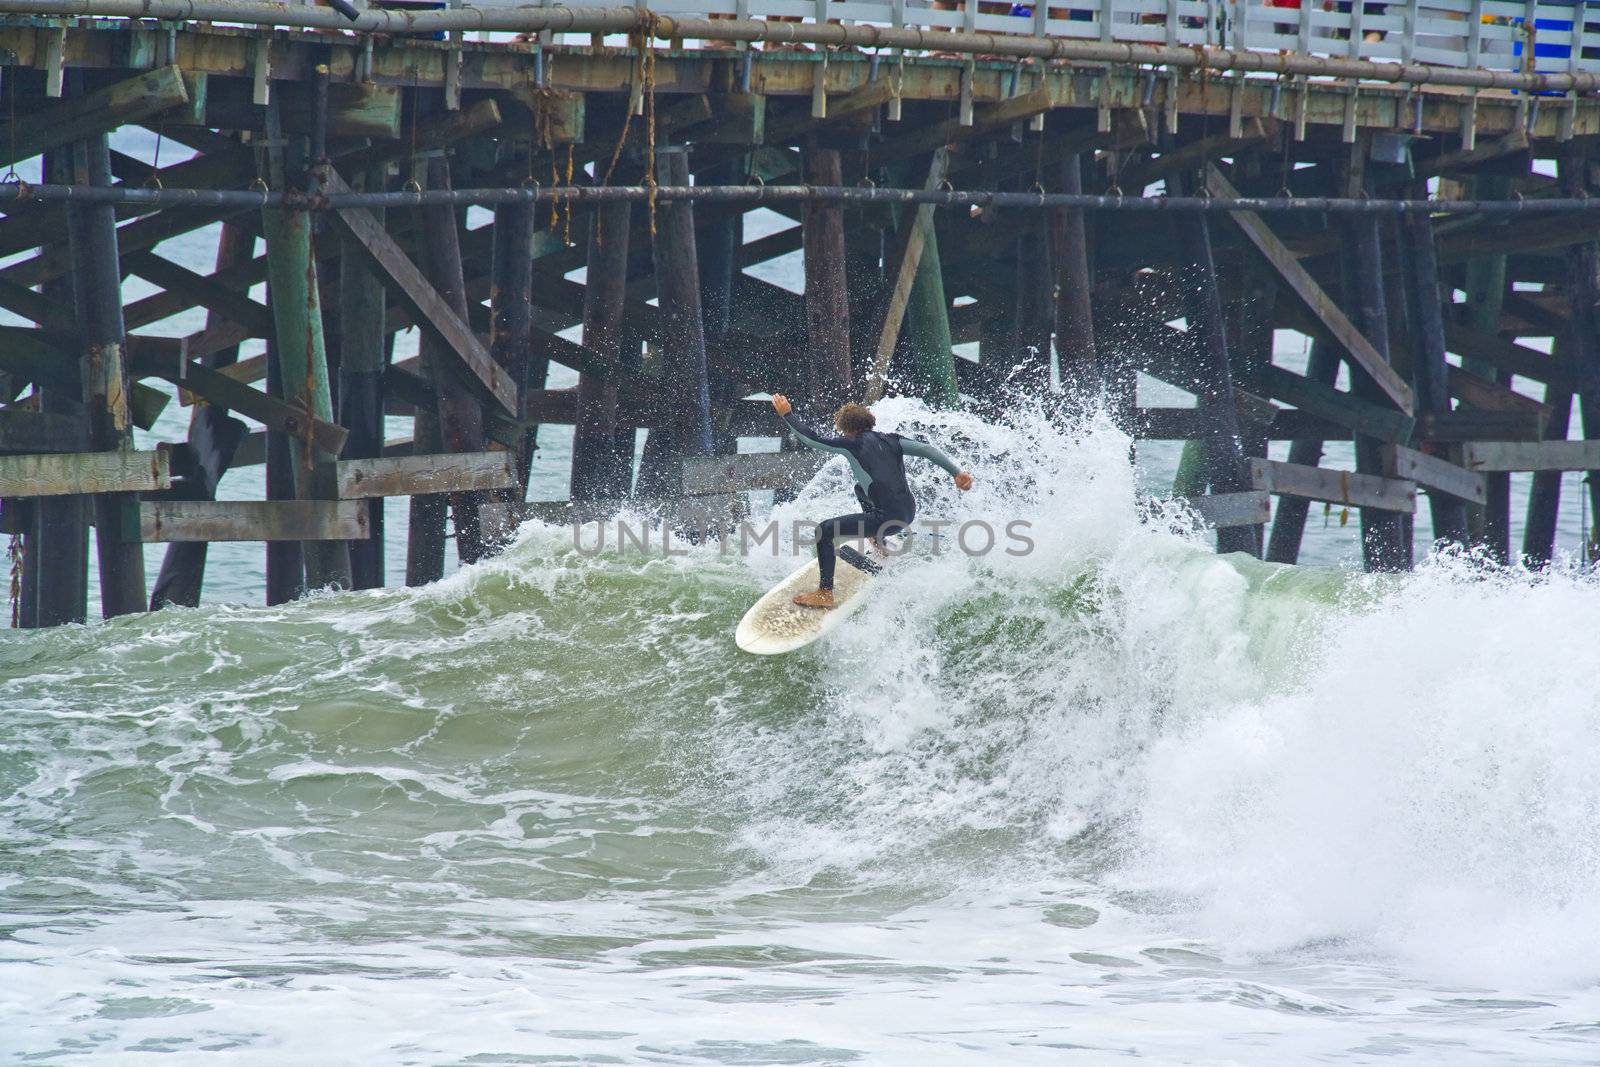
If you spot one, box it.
[771,394,974,609]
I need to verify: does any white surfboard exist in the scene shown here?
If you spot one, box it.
[735,544,883,655]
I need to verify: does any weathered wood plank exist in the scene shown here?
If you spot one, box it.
[1382,444,1488,505]
[132,348,349,457]
[1249,457,1416,513]
[1462,440,1600,472]
[1418,410,1546,442]
[1252,364,1413,443]
[0,407,87,453]
[0,449,168,497]
[134,500,368,543]
[324,168,517,416]
[681,451,829,496]
[334,451,517,499]
[1442,322,1579,391]
[1208,167,1415,416]
[1181,490,1273,529]
[0,65,188,168]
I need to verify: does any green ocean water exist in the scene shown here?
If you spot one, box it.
[7,400,1600,1063]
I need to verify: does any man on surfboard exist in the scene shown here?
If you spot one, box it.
[771,394,974,609]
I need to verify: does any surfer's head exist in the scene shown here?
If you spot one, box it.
[834,403,876,437]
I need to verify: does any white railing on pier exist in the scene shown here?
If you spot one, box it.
[448,0,1600,77]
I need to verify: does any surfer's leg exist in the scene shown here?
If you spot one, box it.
[794,513,871,607]
[816,512,871,589]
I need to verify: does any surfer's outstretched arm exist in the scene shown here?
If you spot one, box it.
[771,395,853,455]
[900,437,975,491]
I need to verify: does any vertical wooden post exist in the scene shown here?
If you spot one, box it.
[640,145,714,495]
[1265,338,1339,563]
[803,144,852,409]
[1174,201,1255,556]
[66,130,146,616]
[1399,184,1469,552]
[1013,221,1055,397]
[1053,150,1104,406]
[339,173,388,589]
[416,152,488,564]
[1523,370,1574,567]
[1461,175,1511,562]
[152,221,251,609]
[22,148,87,627]
[696,158,742,454]
[490,196,538,499]
[571,200,635,501]
[1347,211,1413,568]
[264,339,305,604]
[902,210,958,407]
[261,101,352,592]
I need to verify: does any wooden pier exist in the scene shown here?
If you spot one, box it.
[4,0,1600,623]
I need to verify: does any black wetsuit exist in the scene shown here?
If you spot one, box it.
[781,412,961,590]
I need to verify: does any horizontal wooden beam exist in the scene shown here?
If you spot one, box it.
[681,451,828,496]
[133,500,368,542]
[333,451,517,498]
[0,448,168,497]
[1442,321,1578,391]
[1181,490,1272,529]
[1419,409,1546,441]
[0,407,87,453]
[1208,166,1415,416]
[1382,443,1487,505]
[1250,457,1416,513]
[1462,440,1600,472]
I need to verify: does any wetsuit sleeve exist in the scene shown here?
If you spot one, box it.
[899,437,961,477]
[781,412,855,455]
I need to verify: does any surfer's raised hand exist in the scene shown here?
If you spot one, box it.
[771,394,793,417]
[954,471,974,491]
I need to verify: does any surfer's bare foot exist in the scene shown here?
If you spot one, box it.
[792,588,835,609]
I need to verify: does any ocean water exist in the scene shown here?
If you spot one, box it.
[5,397,1600,1064]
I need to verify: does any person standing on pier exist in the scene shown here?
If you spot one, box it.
[770,394,974,609]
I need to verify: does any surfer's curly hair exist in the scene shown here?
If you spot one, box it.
[834,403,876,436]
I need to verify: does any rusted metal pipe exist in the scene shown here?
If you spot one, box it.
[6,180,1600,214]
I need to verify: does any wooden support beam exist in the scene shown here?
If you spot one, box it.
[67,129,146,617]
[571,199,637,502]
[1442,321,1579,391]
[873,88,1055,167]
[0,449,168,497]
[803,145,851,408]
[131,348,349,457]
[333,451,517,499]
[1181,491,1273,529]
[125,251,275,339]
[1462,440,1600,471]
[1053,150,1103,403]
[640,145,715,495]
[763,77,896,144]
[324,168,517,416]
[1251,458,1417,513]
[1208,166,1415,417]
[337,175,387,590]
[682,451,829,496]
[1266,338,1339,565]
[0,66,188,168]
[1253,363,1413,443]
[866,149,948,404]
[1407,130,1530,182]
[1383,443,1487,505]
[489,195,539,502]
[0,408,86,453]
[135,500,368,542]
[414,151,488,566]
